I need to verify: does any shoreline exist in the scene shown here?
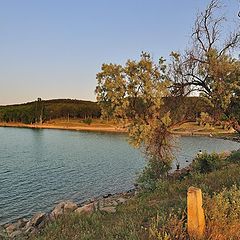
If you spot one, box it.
[0,122,237,137]
[0,122,127,134]
[0,188,137,239]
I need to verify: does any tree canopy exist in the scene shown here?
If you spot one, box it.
[96,53,174,170]
[170,0,240,120]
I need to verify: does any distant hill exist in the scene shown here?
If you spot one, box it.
[0,97,212,124]
[0,99,101,124]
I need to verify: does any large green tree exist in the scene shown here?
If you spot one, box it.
[96,53,174,179]
[170,0,240,122]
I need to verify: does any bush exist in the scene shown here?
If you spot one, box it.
[82,117,92,125]
[137,159,172,191]
[204,185,240,240]
[149,211,187,240]
[197,112,213,127]
[226,150,240,164]
[192,152,226,174]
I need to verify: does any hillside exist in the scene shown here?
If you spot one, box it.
[0,99,101,124]
[0,97,211,125]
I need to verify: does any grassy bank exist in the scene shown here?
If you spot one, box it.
[31,152,240,240]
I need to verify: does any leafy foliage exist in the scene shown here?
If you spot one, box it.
[192,152,227,173]
[170,0,240,125]
[226,150,240,164]
[196,112,213,127]
[96,52,174,178]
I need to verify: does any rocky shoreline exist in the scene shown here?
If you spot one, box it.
[0,189,136,239]
[219,135,240,143]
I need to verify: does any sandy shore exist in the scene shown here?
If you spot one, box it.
[0,121,236,136]
[0,122,127,133]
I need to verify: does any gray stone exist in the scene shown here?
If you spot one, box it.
[99,206,116,213]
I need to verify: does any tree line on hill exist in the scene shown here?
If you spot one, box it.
[0,99,101,124]
[0,97,211,124]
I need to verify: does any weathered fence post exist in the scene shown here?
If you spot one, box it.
[187,187,205,239]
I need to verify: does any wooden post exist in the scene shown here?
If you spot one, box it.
[187,187,205,239]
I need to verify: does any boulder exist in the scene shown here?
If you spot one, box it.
[74,203,95,215]
[50,201,77,219]
[63,201,78,212]
[99,206,116,213]
[6,224,16,235]
[51,202,65,219]
[25,212,46,228]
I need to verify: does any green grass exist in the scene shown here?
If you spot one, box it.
[31,158,240,240]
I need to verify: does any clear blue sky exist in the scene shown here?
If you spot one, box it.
[0,0,239,105]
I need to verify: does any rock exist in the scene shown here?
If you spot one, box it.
[111,200,118,206]
[25,212,46,228]
[98,200,104,208]
[6,224,16,235]
[103,199,118,207]
[74,203,95,215]
[117,197,127,204]
[51,202,65,219]
[24,226,36,234]
[9,230,22,239]
[103,193,112,198]
[50,201,77,219]
[15,218,28,229]
[63,201,78,212]
[99,206,116,213]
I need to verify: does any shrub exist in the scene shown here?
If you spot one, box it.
[204,185,240,240]
[82,117,92,125]
[137,159,172,191]
[197,112,213,127]
[149,211,187,240]
[192,152,226,174]
[226,150,240,164]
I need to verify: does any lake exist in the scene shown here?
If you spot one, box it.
[0,127,240,225]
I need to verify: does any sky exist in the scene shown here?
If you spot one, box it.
[0,0,239,105]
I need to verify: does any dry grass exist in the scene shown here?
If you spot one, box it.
[171,122,235,136]
[32,159,240,240]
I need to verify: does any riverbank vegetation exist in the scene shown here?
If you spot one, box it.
[31,150,240,240]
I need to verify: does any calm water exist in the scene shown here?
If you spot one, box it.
[0,127,240,225]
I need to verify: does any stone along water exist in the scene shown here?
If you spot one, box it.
[0,127,240,225]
